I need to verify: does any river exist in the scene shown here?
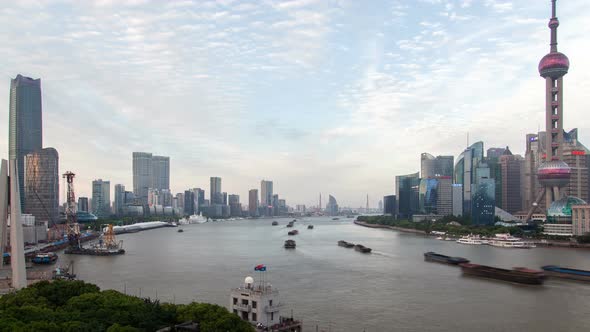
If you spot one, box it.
[58,216,590,331]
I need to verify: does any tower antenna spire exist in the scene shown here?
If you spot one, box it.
[549,0,559,52]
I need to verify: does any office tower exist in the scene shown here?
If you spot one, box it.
[561,130,589,203]
[471,164,495,225]
[261,180,273,207]
[210,177,222,205]
[114,184,125,216]
[9,75,43,209]
[326,195,339,216]
[229,194,241,217]
[249,189,259,216]
[272,194,279,216]
[92,179,111,218]
[176,193,184,210]
[500,148,524,213]
[78,197,89,212]
[452,184,463,216]
[421,153,454,178]
[436,176,453,216]
[184,190,195,215]
[383,195,396,216]
[152,156,170,190]
[454,141,484,215]
[133,152,152,206]
[193,188,205,213]
[223,192,228,205]
[160,189,173,207]
[395,172,420,218]
[23,148,58,225]
[419,178,438,214]
[486,147,505,160]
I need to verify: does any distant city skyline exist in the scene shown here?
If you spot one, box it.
[1,1,589,207]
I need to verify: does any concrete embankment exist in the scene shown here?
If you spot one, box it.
[354,220,427,235]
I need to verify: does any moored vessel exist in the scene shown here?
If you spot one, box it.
[177,228,184,233]
[286,221,294,228]
[456,235,485,245]
[287,230,299,236]
[487,233,535,249]
[424,252,469,265]
[354,244,372,253]
[284,240,296,249]
[272,221,279,226]
[307,225,314,229]
[338,240,355,248]
[542,265,590,282]
[32,252,58,264]
[459,263,545,285]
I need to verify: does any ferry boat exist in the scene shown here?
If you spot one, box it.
[307,225,314,229]
[286,222,294,228]
[541,265,590,282]
[272,221,279,226]
[424,252,469,265]
[338,240,355,248]
[456,235,485,245]
[354,244,372,253]
[287,230,299,236]
[177,228,184,233]
[459,263,545,285]
[32,252,58,264]
[487,233,535,249]
[284,240,296,249]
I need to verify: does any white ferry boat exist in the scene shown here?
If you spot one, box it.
[487,233,536,249]
[179,213,208,225]
[456,235,484,245]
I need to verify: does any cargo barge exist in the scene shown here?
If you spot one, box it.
[354,244,372,253]
[284,240,296,249]
[542,265,590,282]
[424,252,469,265]
[338,240,354,248]
[32,252,58,264]
[459,263,545,285]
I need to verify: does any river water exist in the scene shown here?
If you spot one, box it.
[58,217,590,331]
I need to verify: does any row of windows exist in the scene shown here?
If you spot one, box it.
[232,297,274,308]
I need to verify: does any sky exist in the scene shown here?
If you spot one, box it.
[0,0,589,208]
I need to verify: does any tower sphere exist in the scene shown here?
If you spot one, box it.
[539,52,569,78]
[537,160,571,187]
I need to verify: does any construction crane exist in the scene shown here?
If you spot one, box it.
[63,171,80,249]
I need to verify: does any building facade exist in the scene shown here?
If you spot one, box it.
[249,189,259,217]
[500,148,524,214]
[572,205,590,236]
[471,164,495,226]
[421,153,453,178]
[132,152,152,207]
[395,172,420,218]
[114,184,125,216]
[92,179,111,218]
[383,195,396,216]
[326,195,339,216]
[454,141,484,216]
[78,197,89,212]
[210,177,222,205]
[23,148,58,225]
[151,156,170,190]
[9,74,43,209]
[261,180,273,208]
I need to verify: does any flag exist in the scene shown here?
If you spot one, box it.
[254,264,267,271]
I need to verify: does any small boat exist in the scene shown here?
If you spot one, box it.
[284,240,296,249]
[178,229,184,233]
[424,252,469,265]
[32,252,58,264]
[346,215,354,218]
[307,225,314,229]
[288,230,299,236]
[354,244,372,253]
[272,221,279,226]
[436,236,443,240]
[332,218,340,221]
[286,222,294,228]
[338,240,355,248]
[541,265,590,282]
[459,263,545,285]
[292,219,297,222]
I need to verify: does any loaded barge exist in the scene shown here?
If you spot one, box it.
[542,265,590,282]
[424,252,469,265]
[460,263,545,285]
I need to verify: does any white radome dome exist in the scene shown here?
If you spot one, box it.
[245,276,254,285]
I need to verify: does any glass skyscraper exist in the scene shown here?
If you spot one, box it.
[9,74,43,209]
[471,163,496,225]
[23,148,58,225]
[454,141,484,216]
[395,172,420,218]
[133,152,152,207]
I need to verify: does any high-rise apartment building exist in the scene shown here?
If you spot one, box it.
[9,75,43,209]
[249,189,259,217]
[184,190,195,215]
[23,148,58,225]
[92,179,111,218]
[395,172,420,218]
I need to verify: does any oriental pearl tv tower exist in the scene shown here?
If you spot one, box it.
[536,0,571,211]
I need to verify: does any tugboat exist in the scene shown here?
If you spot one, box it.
[307,225,314,229]
[272,221,279,226]
[32,252,58,264]
[286,221,294,228]
[459,263,545,285]
[338,240,355,248]
[354,244,372,253]
[177,228,184,233]
[284,240,296,249]
[541,265,590,282]
[288,230,299,236]
[229,269,302,332]
[424,252,469,265]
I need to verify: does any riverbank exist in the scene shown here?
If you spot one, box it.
[354,220,427,234]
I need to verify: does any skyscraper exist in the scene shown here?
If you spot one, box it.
[151,156,170,190]
[454,141,484,215]
[114,184,126,216]
[184,190,195,215]
[395,172,420,218]
[92,179,111,218]
[210,177,222,205]
[383,195,396,216]
[23,148,58,225]
[326,195,339,216]
[78,197,89,212]
[9,75,43,209]
[133,152,152,206]
[249,189,259,217]
[261,180,273,207]
[471,163,495,225]
[421,153,454,178]
[500,148,524,214]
